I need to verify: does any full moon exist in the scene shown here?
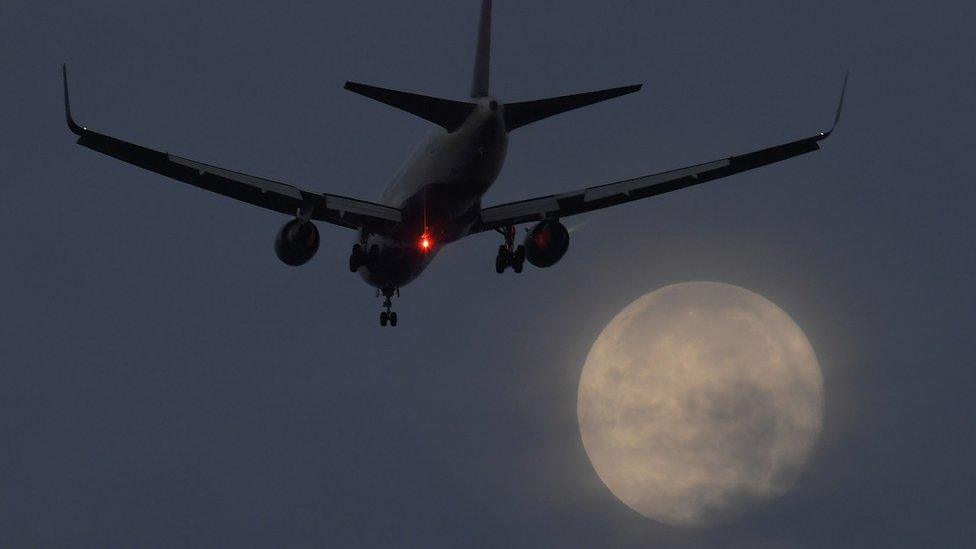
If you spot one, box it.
[577,282,823,527]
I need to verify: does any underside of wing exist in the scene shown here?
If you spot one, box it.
[63,65,401,234]
[474,73,848,233]
[475,135,823,231]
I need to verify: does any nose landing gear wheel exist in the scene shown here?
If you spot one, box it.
[378,287,399,327]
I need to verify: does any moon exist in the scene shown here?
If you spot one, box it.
[577,282,823,527]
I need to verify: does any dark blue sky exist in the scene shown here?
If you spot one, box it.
[2,1,974,547]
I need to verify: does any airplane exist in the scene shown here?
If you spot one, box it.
[63,0,845,327]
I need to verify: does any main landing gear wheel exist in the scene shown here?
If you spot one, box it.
[379,287,399,327]
[494,224,525,274]
[512,245,525,273]
[495,245,508,274]
[349,244,366,272]
[495,244,526,274]
[350,244,380,272]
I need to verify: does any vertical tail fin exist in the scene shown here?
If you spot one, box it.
[470,0,492,97]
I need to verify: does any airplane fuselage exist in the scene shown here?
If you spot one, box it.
[61,0,839,329]
[358,97,508,290]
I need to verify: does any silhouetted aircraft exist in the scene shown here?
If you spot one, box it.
[63,0,845,326]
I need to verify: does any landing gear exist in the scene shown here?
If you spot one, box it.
[379,287,399,327]
[513,245,525,273]
[349,243,380,272]
[379,310,399,327]
[494,224,525,273]
[349,244,366,272]
[495,244,525,273]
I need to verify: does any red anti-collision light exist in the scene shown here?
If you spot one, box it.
[419,233,433,252]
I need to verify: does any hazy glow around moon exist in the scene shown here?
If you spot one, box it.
[578,282,823,527]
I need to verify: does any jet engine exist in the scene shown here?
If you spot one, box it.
[274,219,320,266]
[524,219,570,268]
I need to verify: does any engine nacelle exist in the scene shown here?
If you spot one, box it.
[275,219,320,266]
[524,219,570,268]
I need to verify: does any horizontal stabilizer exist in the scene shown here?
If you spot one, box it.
[504,84,642,132]
[344,82,477,132]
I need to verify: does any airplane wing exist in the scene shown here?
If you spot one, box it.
[62,66,401,233]
[473,74,847,233]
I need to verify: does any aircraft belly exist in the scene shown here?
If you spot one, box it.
[358,108,507,290]
[358,236,436,289]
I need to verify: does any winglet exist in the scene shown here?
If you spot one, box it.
[62,63,85,135]
[823,70,848,137]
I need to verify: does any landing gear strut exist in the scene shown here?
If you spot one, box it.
[379,287,399,327]
[494,224,525,273]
